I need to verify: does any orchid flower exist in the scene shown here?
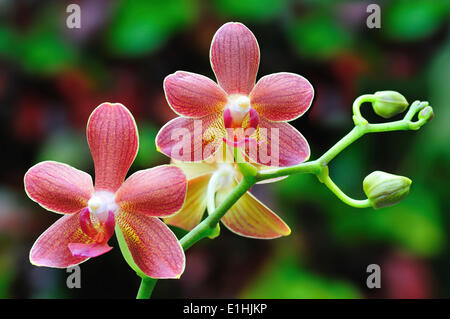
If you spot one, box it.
[24,103,187,278]
[156,22,314,167]
[164,146,290,239]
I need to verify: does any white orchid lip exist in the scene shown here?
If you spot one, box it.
[226,95,251,125]
[87,191,118,222]
[212,163,237,191]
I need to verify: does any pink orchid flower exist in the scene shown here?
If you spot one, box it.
[156,22,314,167]
[24,103,187,279]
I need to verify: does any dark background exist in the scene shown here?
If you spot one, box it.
[0,0,449,298]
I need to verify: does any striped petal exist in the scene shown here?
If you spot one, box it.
[30,212,91,268]
[164,173,211,230]
[210,22,260,95]
[156,113,225,162]
[171,160,217,180]
[244,118,310,167]
[115,166,187,217]
[87,103,138,192]
[170,143,233,179]
[250,72,314,122]
[117,211,185,279]
[68,242,113,258]
[164,71,228,117]
[218,187,290,239]
[24,161,93,214]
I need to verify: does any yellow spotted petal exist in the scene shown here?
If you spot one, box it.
[218,185,291,239]
[164,173,211,231]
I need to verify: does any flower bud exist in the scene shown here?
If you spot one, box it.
[363,171,412,209]
[372,91,409,118]
[419,106,434,122]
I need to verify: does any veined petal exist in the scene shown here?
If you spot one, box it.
[250,72,314,122]
[164,71,228,117]
[30,212,91,268]
[87,102,138,192]
[171,159,217,180]
[24,161,93,214]
[68,242,113,258]
[156,113,225,162]
[244,118,310,167]
[170,143,233,179]
[164,173,211,230]
[218,188,291,239]
[116,166,187,217]
[210,22,260,95]
[117,211,185,279]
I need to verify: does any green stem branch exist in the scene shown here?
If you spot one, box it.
[133,97,432,299]
[136,277,157,299]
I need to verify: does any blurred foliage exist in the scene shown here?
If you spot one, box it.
[384,0,450,41]
[36,129,91,169]
[213,0,288,22]
[288,11,354,60]
[107,0,199,56]
[8,4,77,74]
[134,121,167,167]
[241,249,360,299]
[0,0,449,298]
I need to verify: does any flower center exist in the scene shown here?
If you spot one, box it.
[225,95,251,127]
[87,191,118,223]
[212,163,237,191]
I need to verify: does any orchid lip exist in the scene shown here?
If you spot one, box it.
[211,163,237,191]
[225,95,251,126]
[79,207,116,244]
[87,191,118,221]
[223,136,258,148]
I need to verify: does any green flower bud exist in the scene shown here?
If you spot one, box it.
[419,106,434,122]
[363,171,412,209]
[372,91,409,118]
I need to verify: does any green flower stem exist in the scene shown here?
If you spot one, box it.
[133,97,432,299]
[180,175,256,250]
[319,172,371,208]
[134,176,256,299]
[318,126,364,165]
[255,100,430,204]
[136,277,157,299]
[256,160,321,181]
[352,94,375,125]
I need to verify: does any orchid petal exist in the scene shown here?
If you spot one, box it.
[171,160,217,180]
[250,72,314,122]
[116,166,187,217]
[156,113,225,162]
[68,242,113,258]
[244,118,310,167]
[30,212,91,268]
[218,188,291,239]
[24,161,93,214]
[79,208,115,243]
[164,173,211,231]
[164,71,228,117]
[117,211,185,279]
[87,102,138,192]
[210,22,260,95]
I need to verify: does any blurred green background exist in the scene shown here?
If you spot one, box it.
[0,0,449,298]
